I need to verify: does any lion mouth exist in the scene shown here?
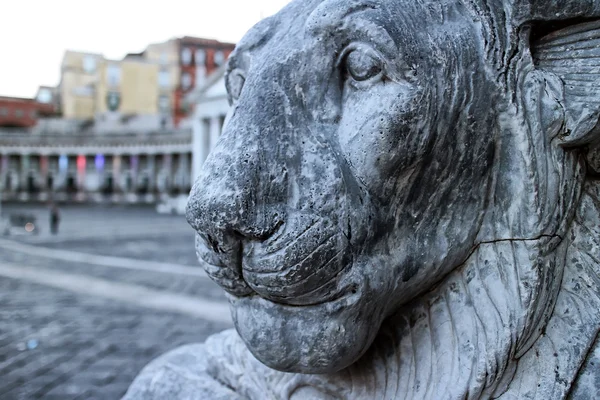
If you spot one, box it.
[195,213,351,306]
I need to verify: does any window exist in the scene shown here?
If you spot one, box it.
[37,89,52,103]
[15,109,24,118]
[160,52,168,64]
[158,69,170,88]
[73,86,94,97]
[0,107,7,116]
[159,95,170,113]
[195,66,207,87]
[181,73,192,90]
[83,55,97,73]
[214,50,225,66]
[195,49,206,66]
[107,64,121,87]
[181,47,192,65]
[30,110,37,118]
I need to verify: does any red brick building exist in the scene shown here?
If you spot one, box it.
[0,96,55,128]
[174,37,235,126]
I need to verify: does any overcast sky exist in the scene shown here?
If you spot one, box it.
[0,0,292,98]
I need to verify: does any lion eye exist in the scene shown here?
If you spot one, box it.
[227,69,246,103]
[344,48,384,82]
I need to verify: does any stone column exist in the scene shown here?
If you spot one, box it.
[20,154,29,191]
[40,155,49,191]
[0,154,6,191]
[130,154,139,193]
[113,155,122,193]
[163,153,173,193]
[147,154,156,192]
[179,152,190,190]
[192,117,204,182]
[48,155,57,193]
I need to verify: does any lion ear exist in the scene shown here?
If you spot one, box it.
[533,20,600,147]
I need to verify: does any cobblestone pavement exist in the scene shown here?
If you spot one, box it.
[0,205,231,399]
[40,234,200,266]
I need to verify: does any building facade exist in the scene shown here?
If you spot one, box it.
[57,36,235,128]
[59,51,104,120]
[174,37,235,127]
[0,126,193,204]
[35,86,60,115]
[186,67,230,182]
[96,57,164,119]
[0,38,235,205]
[0,97,56,128]
[0,131,191,203]
[58,51,170,124]
[143,39,180,126]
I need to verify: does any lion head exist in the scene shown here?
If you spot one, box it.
[186,0,600,388]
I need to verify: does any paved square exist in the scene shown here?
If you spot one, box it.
[0,204,230,399]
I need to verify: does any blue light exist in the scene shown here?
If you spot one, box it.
[59,155,68,172]
[95,154,105,171]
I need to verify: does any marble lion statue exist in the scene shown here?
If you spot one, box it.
[125,0,600,398]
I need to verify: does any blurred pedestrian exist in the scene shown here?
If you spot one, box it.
[50,203,60,234]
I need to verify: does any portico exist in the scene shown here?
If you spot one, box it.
[187,66,229,181]
[0,130,192,203]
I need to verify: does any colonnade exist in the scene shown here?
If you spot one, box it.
[0,151,192,203]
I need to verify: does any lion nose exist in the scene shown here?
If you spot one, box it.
[186,124,288,259]
[186,71,295,269]
[186,176,285,254]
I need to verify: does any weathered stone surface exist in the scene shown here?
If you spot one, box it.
[126,0,600,398]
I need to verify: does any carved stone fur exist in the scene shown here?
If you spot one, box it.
[125,1,600,399]
[124,184,600,399]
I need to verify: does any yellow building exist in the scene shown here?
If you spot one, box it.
[144,39,180,118]
[60,51,103,119]
[59,43,180,122]
[145,39,179,67]
[95,57,160,115]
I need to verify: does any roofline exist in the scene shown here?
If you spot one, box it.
[63,49,104,58]
[0,96,38,103]
[179,36,237,47]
